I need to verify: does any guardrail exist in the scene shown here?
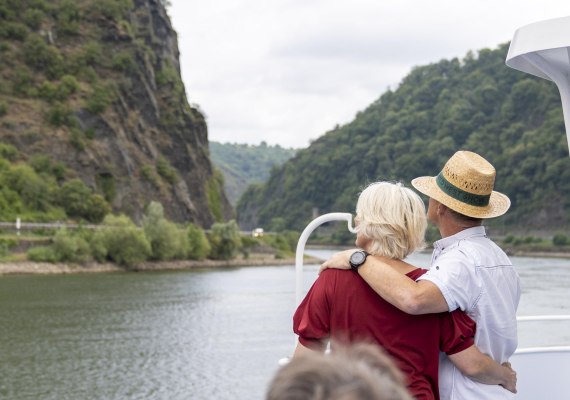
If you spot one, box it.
[0,221,100,230]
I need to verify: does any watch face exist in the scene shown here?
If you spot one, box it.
[351,251,366,265]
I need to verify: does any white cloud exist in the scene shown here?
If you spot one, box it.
[170,0,570,148]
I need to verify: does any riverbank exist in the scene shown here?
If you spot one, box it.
[0,253,324,276]
[1,249,568,276]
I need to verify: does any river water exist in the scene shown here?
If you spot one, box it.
[0,251,568,400]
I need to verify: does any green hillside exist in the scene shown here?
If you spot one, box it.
[209,141,297,206]
[0,0,233,227]
[237,44,570,234]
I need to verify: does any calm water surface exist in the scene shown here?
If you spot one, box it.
[0,251,568,400]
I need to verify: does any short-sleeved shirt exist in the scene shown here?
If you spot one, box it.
[294,268,476,400]
[417,226,521,400]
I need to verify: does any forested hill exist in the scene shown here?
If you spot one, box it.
[209,141,297,206]
[237,43,570,233]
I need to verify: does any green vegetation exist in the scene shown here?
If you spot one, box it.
[142,201,188,261]
[155,157,179,184]
[237,44,570,234]
[206,169,224,222]
[0,150,112,223]
[500,234,570,253]
[187,222,210,260]
[209,141,297,206]
[91,214,151,265]
[207,220,241,260]
[8,205,300,266]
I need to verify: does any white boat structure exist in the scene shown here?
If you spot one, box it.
[506,15,570,155]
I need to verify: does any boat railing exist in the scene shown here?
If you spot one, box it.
[511,315,570,398]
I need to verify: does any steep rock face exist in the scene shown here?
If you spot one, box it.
[0,0,233,227]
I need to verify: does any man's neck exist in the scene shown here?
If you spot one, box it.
[438,219,481,238]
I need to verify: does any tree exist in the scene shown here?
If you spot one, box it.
[207,220,241,260]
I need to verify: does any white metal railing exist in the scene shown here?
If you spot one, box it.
[516,315,570,322]
[295,213,356,306]
[279,213,356,364]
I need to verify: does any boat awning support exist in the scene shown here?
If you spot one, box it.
[506,16,570,155]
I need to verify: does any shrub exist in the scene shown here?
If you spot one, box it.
[59,75,79,96]
[503,235,514,244]
[553,233,569,246]
[523,236,535,244]
[11,67,35,96]
[1,164,52,211]
[69,127,85,150]
[29,155,52,175]
[93,214,151,266]
[88,0,134,21]
[0,101,7,117]
[58,179,111,223]
[22,34,64,79]
[0,143,19,160]
[112,51,135,72]
[142,202,188,260]
[52,228,91,263]
[39,76,81,103]
[56,0,81,36]
[0,22,28,40]
[81,41,102,65]
[140,165,160,188]
[85,84,112,114]
[187,223,210,260]
[46,102,73,126]
[22,9,44,30]
[156,157,178,184]
[262,230,298,258]
[27,246,59,262]
[208,220,241,260]
[0,237,17,257]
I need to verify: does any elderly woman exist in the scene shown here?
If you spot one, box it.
[292,182,515,400]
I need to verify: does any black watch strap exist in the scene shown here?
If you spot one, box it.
[349,250,369,272]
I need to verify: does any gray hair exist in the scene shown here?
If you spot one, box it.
[355,182,426,259]
[266,342,413,400]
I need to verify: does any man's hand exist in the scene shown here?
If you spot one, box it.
[500,361,517,393]
[319,249,356,274]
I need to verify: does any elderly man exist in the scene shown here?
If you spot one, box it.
[321,151,521,399]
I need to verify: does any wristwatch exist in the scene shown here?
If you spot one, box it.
[349,250,369,272]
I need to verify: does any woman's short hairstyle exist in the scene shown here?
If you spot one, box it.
[355,182,426,259]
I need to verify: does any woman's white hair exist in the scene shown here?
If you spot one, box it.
[355,182,427,259]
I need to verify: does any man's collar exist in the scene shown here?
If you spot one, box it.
[434,226,486,250]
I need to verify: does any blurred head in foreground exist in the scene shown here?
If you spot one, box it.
[266,342,413,400]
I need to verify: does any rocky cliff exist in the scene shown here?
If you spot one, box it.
[0,0,232,227]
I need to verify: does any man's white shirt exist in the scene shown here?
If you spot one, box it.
[418,226,521,400]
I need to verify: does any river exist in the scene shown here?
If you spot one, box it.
[0,251,568,399]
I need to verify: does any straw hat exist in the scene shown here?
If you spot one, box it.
[411,151,511,218]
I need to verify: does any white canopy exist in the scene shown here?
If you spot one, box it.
[506,16,570,155]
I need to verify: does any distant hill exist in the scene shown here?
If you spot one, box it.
[209,141,297,206]
[237,43,570,234]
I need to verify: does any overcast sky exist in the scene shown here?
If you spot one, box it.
[169,0,570,148]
